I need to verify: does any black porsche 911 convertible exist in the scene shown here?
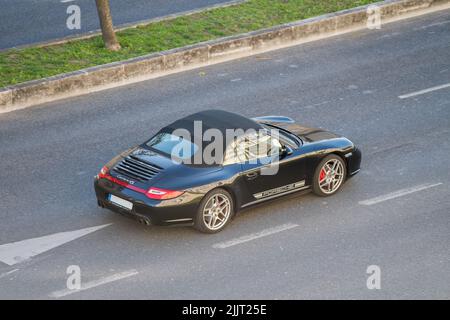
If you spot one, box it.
[94,110,361,233]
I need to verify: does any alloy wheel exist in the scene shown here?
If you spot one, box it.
[202,194,231,231]
[318,158,345,194]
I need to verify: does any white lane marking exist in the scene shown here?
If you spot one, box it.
[399,83,450,99]
[213,223,298,249]
[359,183,443,206]
[60,0,76,3]
[414,19,450,30]
[230,78,242,82]
[377,32,402,39]
[49,270,138,298]
[0,224,112,266]
[304,100,330,109]
[0,269,19,280]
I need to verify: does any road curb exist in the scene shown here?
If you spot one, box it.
[1,0,448,113]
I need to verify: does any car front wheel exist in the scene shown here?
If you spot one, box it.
[194,188,234,233]
[312,154,347,197]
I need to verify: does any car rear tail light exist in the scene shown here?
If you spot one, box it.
[98,166,109,179]
[146,187,184,200]
[98,166,182,200]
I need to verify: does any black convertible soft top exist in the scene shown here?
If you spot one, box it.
[163,110,262,137]
[155,110,263,165]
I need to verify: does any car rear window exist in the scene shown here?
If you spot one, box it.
[146,133,199,160]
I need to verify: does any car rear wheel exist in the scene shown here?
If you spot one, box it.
[194,188,234,233]
[312,154,347,197]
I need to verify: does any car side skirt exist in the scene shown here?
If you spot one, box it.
[241,183,310,208]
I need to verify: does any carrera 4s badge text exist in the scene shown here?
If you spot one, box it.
[116,175,136,185]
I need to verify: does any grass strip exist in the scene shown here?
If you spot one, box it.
[0,0,378,88]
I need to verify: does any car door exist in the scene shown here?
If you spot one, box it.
[239,131,307,204]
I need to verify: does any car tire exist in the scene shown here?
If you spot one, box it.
[312,154,347,197]
[194,188,234,233]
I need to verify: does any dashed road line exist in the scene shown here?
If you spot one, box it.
[414,19,450,30]
[0,269,19,280]
[399,83,450,99]
[304,100,330,109]
[359,183,443,206]
[213,223,298,249]
[49,270,139,298]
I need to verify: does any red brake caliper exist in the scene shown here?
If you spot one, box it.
[319,168,326,181]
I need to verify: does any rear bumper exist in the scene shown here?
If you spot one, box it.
[94,177,201,226]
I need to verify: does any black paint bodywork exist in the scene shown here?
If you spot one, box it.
[94,112,361,226]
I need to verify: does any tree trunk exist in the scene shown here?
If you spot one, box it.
[95,0,121,51]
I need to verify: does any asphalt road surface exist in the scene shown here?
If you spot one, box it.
[0,9,449,299]
[0,0,232,50]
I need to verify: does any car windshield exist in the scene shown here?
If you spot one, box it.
[146,133,199,160]
[261,124,301,148]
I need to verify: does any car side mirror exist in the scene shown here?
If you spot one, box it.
[280,145,293,158]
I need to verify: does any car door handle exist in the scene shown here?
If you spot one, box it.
[245,172,259,180]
